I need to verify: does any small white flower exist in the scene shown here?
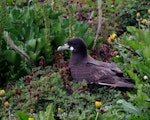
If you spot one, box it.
[143,75,148,80]
[116,55,120,58]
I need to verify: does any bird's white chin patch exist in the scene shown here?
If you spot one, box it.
[69,46,74,51]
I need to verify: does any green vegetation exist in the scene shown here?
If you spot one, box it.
[0,0,150,120]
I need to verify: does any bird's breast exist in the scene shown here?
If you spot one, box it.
[69,64,92,81]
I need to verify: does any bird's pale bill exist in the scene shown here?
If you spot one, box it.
[57,43,74,51]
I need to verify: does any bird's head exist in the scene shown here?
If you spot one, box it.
[57,38,87,56]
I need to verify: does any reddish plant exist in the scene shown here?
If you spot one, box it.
[52,51,73,94]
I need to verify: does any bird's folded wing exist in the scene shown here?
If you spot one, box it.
[87,63,117,84]
[70,62,117,84]
[87,64,134,87]
[86,55,123,75]
[70,62,134,87]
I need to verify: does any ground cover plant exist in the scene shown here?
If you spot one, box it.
[0,0,150,120]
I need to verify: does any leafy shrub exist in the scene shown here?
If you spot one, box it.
[117,0,150,31]
[0,64,124,120]
[0,0,97,85]
[109,12,150,120]
[100,0,150,40]
[16,104,55,120]
[113,26,150,82]
[1,1,150,120]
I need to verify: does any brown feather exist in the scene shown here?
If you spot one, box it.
[69,55,134,88]
[58,38,134,88]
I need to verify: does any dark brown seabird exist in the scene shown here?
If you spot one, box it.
[57,37,134,88]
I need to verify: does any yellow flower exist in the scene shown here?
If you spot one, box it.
[58,107,62,112]
[4,101,9,106]
[148,8,150,14]
[28,118,34,120]
[0,89,5,96]
[141,19,147,24]
[136,12,140,18]
[95,101,102,108]
[110,33,117,39]
[107,37,112,43]
[107,33,117,43]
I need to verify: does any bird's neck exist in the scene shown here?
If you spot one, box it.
[70,53,87,65]
[72,48,87,57]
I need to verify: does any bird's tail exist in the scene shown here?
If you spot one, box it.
[97,78,134,88]
[115,80,134,88]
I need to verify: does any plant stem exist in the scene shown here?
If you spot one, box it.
[1,97,6,118]
[92,0,102,50]
[4,32,34,65]
[138,20,140,30]
[43,5,51,49]
[68,6,74,38]
[116,42,140,56]
[95,111,99,120]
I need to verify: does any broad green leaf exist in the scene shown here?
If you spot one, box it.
[16,111,30,120]
[45,104,55,120]
[143,46,150,59]
[36,38,45,51]
[39,111,45,120]
[136,89,149,106]
[4,50,18,64]
[28,51,39,62]
[127,26,138,35]
[117,99,139,116]
[126,70,140,86]
[26,39,37,51]
[38,104,55,120]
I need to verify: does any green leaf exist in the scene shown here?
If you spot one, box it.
[45,104,55,120]
[127,26,138,35]
[117,99,140,116]
[26,39,37,51]
[39,111,45,120]
[28,51,39,62]
[36,38,45,51]
[143,46,150,59]
[16,111,30,120]
[136,89,149,106]
[4,50,20,64]
[126,70,140,86]
[38,104,55,120]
